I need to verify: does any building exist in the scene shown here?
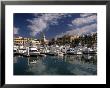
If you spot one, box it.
[30,39,41,46]
[40,32,49,45]
[56,35,79,44]
[14,36,29,45]
[14,36,41,46]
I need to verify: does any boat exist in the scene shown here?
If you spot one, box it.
[74,50,82,55]
[57,51,64,57]
[83,47,96,54]
[66,48,75,55]
[46,51,58,56]
[40,46,50,54]
[18,47,26,55]
[46,46,58,56]
[39,54,46,57]
[13,46,19,55]
[23,46,40,56]
[29,46,40,56]
[13,47,18,55]
[88,48,96,54]
[74,47,82,55]
[61,47,68,54]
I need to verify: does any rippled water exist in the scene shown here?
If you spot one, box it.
[14,54,97,75]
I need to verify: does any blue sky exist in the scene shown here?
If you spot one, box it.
[14,13,97,40]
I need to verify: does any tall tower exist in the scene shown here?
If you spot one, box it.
[41,32,46,42]
[43,34,46,42]
[40,32,48,45]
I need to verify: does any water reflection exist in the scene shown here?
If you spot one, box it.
[14,54,97,75]
[63,54,97,65]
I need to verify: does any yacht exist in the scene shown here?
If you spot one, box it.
[66,48,75,55]
[83,47,96,54]
[13,47,18,55]
[74,47,82,55]
[24,46,40,56]
[13,45,19,55]
[74,50,82,55]
[46,46,58,56]
[29,46,40,56]
[57,51,64,57]
[18,46,26,55]
[47,51,58,56]
[40,46,50,54]
[88,48,96,54]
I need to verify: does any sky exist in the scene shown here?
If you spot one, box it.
[14,13,97,40]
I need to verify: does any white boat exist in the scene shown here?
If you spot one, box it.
[83,47,96,54]
[13,47,18,55]
[88,48,96,54]
[61,47,67,54]
[74,47,82,55]
[46,46,58,56]
[24,46,40,56]
[18,48,26,55]
[47,51,58,56]
[75,50,82,55]
[29,46,40,56]
[13,46,19,55]
[66,48,75,55]
[39,54,46,57]
[57,51,64,57]
[40,46,50,54]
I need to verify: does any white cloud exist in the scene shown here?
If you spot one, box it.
[27,13,67,36]
[66,23,97,35]
[80,13,94,17]
[72,14,97,26]
[55,23,97,39]
[55,32,66,39]
[27,13,97,38]
[14,27,19,34]
[55,13,97,39]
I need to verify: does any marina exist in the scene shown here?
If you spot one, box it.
[14,44,97,75]
[13,34,97,75]
[13,33,97,75]
[13,13,97,75]
[14,44,97,57]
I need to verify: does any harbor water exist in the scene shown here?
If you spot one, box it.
[14,54,97,75]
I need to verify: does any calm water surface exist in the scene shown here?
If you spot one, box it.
[14,54,97,75]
